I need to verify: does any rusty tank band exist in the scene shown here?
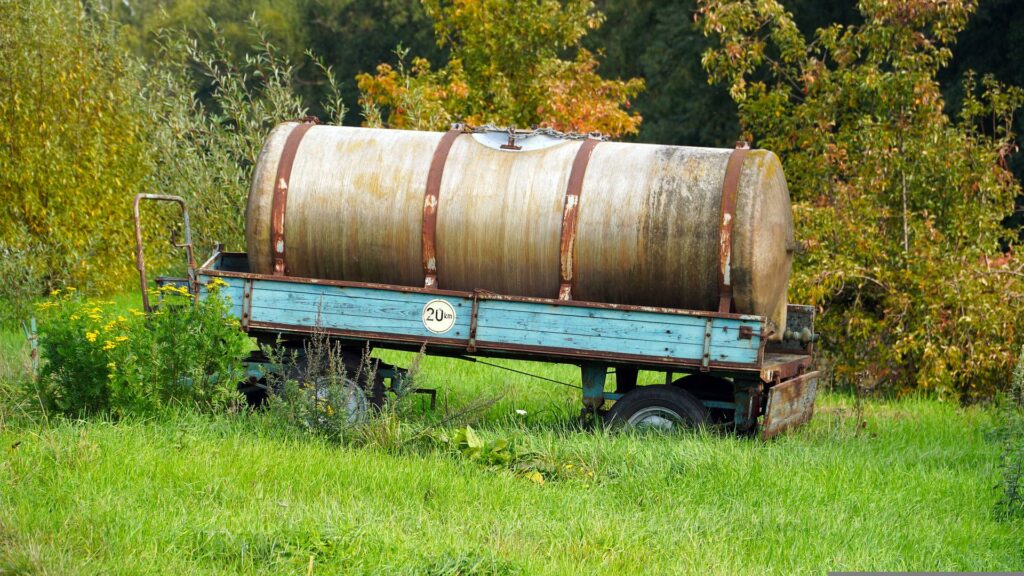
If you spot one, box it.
[717,141,751,313]
[270,119,318,276]
[558,138,601,301]
[422,126,466,288]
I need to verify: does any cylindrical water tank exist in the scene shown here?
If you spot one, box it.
[246,122,795,336]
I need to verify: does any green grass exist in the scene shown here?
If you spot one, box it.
[1,314,1021,574]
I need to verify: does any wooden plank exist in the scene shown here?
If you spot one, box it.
[248,288,471,326]
[248,305,471,340]
[475,301,760,352]
[475,322,705,360]
[476,297,757,330]
[248,289,756,353]
[251,282,455,307]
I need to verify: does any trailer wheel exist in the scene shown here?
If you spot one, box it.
[605,385,710,430]
[673,374,733,424]
[304,377,369,426]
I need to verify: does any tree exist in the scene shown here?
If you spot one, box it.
[699,0,1024,399]
[356,0,645,136]
[0,0,152,319]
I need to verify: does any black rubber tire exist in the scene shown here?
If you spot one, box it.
[604,385,710,430]
[672,373,734,424]
[672,373,733,400]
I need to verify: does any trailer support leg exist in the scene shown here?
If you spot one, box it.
[580,363,607,414]
[732,380,762,432]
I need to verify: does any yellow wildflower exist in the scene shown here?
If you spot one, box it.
[103,321,116,332]
[102,340,116,350]
[85,331,98,343]
[208,277,229,289]
[117,315,127,323]
[50,289,61,296]
[66,287,76,293]
[159,284,191,296]
[115,336,128,342]
[106,362,116,371]
[130,309,145,317]
[88,314,101,321]
[70,314,80,320]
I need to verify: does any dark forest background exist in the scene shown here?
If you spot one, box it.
[109,0,1024,230]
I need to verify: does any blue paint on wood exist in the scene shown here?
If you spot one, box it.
[198,270,762,366]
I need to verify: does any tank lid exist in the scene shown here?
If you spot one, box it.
[465,125,605,152]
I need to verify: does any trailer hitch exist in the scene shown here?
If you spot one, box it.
[132,194,197,312]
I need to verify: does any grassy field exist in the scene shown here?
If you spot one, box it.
[1,334,1022,575]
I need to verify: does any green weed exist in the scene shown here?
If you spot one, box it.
[996,347,1024,518]
[30,284,248,416]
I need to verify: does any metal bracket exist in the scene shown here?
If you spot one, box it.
[241,279,254,330]
[270,119,318,276]
[717,141,750,314]
[557,137,601,300]
[423,125,467,289]
[701,318,714,371]
[580,363,608,411]
[467,290,481,353]
[499,126,523,150]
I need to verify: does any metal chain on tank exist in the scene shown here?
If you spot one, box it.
[457,123,608,142]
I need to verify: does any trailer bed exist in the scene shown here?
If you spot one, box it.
[197,252,810,383]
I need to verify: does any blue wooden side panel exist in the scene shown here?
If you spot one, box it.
[198,273,761,366]
[249,281,472,340]
[474,300,760,364]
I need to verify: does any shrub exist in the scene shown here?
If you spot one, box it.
[261,331,422,444]
[142,18,347,255]
[33,283,249,416]
[0,3,346,322]
[997,347,1024,518]
[699,0,1024,400]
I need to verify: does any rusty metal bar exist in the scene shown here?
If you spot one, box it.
[133,194,197,313]
[270,119,318,276]
[701,317,713,372]
[422,125,466,289]
[558,138,601,301]
[717,141,750,313]
[241,279,254,330]
[467,290,481,353]
[761,371,820,438]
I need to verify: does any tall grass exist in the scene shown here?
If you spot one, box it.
[1,344,1022,574]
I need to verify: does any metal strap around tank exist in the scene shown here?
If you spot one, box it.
[270,119,318,276]
[717,141,751,313]
[557,138,601,301]
[422,126,465,289]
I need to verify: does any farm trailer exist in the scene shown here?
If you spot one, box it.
[133,196,818,438]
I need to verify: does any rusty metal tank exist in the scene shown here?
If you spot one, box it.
[246,122,795,336]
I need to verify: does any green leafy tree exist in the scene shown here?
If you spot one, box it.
[0,1,344,321]
[0,0,152,319]
[142,17,346,254]
[357,0,645,136]
[699,0,1024,399]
